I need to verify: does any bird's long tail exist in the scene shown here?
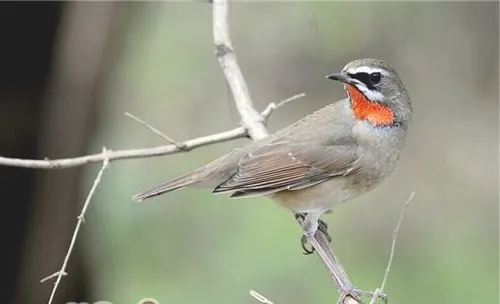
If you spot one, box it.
[132,169,206,202]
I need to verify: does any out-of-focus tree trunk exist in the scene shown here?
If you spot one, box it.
[0,2,63,302]
[10,3,124,303]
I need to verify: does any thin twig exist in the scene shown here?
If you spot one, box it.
[124,112,183,147]
[261,93,306,121]
[0,127,245,169]
[0,94,302,169]
[41,148,110,304]
[368,191,415,304]
[39,271,67,283]
[382,191,415,290]
[249,290,275,304]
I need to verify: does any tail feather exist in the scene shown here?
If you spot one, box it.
[132,171,203,202]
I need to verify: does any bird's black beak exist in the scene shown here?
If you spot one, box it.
[325,72,351,84]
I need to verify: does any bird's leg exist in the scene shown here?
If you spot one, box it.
[295,214,385,303]
[295,212,331,255]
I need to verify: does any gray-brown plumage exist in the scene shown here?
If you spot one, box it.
[133,58,411,238]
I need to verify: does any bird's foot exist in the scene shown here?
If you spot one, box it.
[295,213,332,255]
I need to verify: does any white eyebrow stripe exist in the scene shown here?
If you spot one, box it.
[346,66,388,75]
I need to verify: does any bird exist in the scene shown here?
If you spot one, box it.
[133,58,411,252]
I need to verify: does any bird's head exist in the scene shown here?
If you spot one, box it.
[327,58,411,127]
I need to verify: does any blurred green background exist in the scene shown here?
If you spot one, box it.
[8,2,497,304]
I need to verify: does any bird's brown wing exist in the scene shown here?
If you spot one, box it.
[213,141,360,198]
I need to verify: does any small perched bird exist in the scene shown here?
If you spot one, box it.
[133,58,411,251]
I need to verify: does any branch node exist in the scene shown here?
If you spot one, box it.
[39,271,67,283]
[215,43,233,57]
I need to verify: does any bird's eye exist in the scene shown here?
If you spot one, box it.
[369,72,381,85]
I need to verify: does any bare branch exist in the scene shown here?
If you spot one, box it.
[261,93,306,121]
[297,217,362,304]
[0,127,246,169]
[0,91,304,170]
[368,289,384,304]
[369,191,415,304]
[124,112,183,147]
[41,147,110,304]
[382,191,415,290]
[213,0,268,140]
[39,271,67,283]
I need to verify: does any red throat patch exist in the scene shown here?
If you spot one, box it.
[346,85,394,126]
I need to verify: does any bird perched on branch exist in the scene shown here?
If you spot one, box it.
[133,58,411,253]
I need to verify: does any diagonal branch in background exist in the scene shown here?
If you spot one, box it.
[368,191,415,304]
[40,148,110,304]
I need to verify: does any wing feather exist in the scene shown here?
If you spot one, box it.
[213,141,359,196]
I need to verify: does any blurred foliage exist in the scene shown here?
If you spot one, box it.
[82,2,497,304]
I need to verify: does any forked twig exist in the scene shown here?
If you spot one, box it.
[261,93,306,121]
[124,112,184,148]
[0,94,303,170]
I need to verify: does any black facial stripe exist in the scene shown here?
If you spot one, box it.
[347,72,376,90]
